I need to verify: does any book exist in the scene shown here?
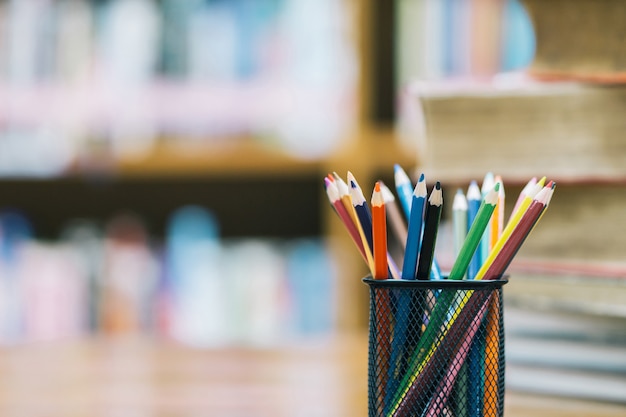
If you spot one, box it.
[402,75,626,183]
[521,0,626,83]
[505,273,626,403]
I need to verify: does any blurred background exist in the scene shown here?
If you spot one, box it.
[0,0,624,416]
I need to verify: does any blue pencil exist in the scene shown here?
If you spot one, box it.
[394,164,414,220]
[401,173,426,280]
[468,324,486,417]
[466,180,482,279]
[385,173,426,413]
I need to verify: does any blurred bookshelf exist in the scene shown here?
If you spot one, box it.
[0,0,422,345]
[0,1,625,415]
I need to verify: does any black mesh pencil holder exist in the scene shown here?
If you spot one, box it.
[363,277,508,417]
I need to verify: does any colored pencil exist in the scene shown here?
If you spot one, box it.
[454,182,496,280]
[372,182,388,279]
[479,172,495,265]
[333,172,361,229]
[467,322,485,417]
[490,176,505,250]
[337,172,376,270]
[451,191,469,417]
[474,180,545,281]
[507,176,546,227]
[469,177,493,417]
[452,188,468,257]
[480,183,554,279]
[324,177,369,265]
[416,182,443,280]
[384,174,425,409]
[466,180,482,279]
[380,181,408,250]
[510,176,536,220]
[483,295,502,417]
[401,173,427,280]
[394,164,414,220]
[348,172,374,254]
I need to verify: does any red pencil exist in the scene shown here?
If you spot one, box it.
[371,181,388,279]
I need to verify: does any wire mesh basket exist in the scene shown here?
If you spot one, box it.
[363,277,508,417]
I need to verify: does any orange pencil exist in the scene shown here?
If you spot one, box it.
[371,181,388,279]
[483,295,501,417]
[490,176,505,250]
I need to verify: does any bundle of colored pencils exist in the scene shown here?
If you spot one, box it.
[323,167,555,417]
[324,168,554,283]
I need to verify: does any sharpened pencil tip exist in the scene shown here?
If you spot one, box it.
[419,173,425,182]
[435,181,441,190]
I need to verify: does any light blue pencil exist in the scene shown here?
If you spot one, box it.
[479,172,495,266]
[453,188,468,256]
[466,180,482,279]
[394,164,414,221]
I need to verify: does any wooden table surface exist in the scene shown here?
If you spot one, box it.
[0,335,624,417]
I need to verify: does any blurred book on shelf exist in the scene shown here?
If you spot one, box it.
[521,0,626,83]
[400,75,626,182]
[0,0,358,176]
[504,272,626,404]
[395,0,535,87]
[0,207,339,347]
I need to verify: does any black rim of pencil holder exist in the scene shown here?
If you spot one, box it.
[363,277,508,417]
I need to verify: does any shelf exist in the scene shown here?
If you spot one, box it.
[71,126,416,179]
[113,138,323,178]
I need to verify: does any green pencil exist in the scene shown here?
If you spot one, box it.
[448,183,499,280]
